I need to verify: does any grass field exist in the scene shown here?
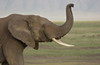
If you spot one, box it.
[23,21,100,65]
[1,21,99,65]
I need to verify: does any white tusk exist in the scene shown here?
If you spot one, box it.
[52,38,75,47]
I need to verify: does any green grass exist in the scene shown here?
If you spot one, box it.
[0,21,100,65]
[23,21,100,65]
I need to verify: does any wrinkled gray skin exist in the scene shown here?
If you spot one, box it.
[0,4,74,65]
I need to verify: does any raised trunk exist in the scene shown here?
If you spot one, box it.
[58,4,74,38]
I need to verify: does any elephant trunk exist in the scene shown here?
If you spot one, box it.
[58,3,74,38]
[52,4,74,47]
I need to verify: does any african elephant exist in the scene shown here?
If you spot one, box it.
[0,3,74,65]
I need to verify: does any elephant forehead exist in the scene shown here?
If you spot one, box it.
[30,15,50,25]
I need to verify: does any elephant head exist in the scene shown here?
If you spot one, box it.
[8,3,74,50]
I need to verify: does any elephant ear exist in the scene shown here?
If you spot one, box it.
[8,19,35,48]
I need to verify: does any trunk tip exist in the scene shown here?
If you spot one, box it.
[67,3,74,7]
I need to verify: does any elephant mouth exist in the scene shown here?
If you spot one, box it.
[52,38,75,47]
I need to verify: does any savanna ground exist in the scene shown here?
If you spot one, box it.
[24,21,100,65]
[1,21,100,65]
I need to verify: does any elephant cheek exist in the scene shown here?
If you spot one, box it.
[39,32,51,42]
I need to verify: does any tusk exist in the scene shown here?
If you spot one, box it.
[52,38,75,47]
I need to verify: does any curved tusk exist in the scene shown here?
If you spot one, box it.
[52,38,75,47]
